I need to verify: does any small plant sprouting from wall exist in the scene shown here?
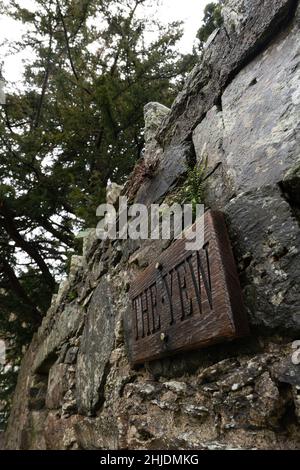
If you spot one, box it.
[67,290,78,303]
[174,159,207,218]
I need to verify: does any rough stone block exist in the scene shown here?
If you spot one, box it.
[33,303,83,373]
[192,106,234,207]
[225,186,300,332]
[46,364,69,410]
[222,14,300,194]
[157,0,297,146]
[134,142,194,206]
[76,276,115,415]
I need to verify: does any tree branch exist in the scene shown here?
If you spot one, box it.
[0,255,42,321]
[0,203,56,290]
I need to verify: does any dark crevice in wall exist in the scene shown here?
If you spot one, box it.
[214,95,223,113]
[186,95,223,146]
[35,352,58,375]
[249,77,258,87]
[28,374,48,411]
[223,24,232,46]
[28,352,59,415]
[186,89,223,138]
[249,325,300,342]
[278,180,300,228]
[188,114,205,139]
[119,374,138,398]
[185,138,197,168]
[94,360,112,416]
[277,382,299,431]
[203,162,222,182]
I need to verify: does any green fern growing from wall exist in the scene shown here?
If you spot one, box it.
[174,159,207,217]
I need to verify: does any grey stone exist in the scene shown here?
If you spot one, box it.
[46,364,69,410]
[128,240,165,268]
[82,229,98,260]
[57,343,68,363]
[64,347,79,364]
[193,106,224,172]
[130,383,158,399]
[44,413,82,450]
[142,102,170,174]
[183,404,209,417]
[144,102,170,144]
[51,279,69,310]
[276,358,300,386]
[163,381,187,394]
[250,372,282,427]
[134,142,193,205]
[221,15,300,195]
[216,358,267,392]
[76,276,116,415]
[33,303,83,373]
[69,255,84,283]
[204,28,220,50]
[192,4,300,208]
[157,0,297,146]
[28,376,47,411]
[225,185,300,332]
[192,105,234,207]
[74,416,119,450]
[151,398,179,412]
[61,389,77,417]
[222,0,249,34]
[106,182,123,206]
[197,359,240,385]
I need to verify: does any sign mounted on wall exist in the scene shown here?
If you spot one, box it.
[125,210,249,365]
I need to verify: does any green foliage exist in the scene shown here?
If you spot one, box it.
[174,160,207,217]
[0,365,19,431]
[196,2,223,50]
[67,289,78,302]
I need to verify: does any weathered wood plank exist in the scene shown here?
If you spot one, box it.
[126,210,249,365]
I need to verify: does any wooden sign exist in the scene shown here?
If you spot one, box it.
[126,210,249,365]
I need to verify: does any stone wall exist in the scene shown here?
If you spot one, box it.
[4,0,300,450]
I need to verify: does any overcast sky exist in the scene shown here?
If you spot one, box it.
[0,0,210,83]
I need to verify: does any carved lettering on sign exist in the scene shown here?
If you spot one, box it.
[126,210,249,365]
